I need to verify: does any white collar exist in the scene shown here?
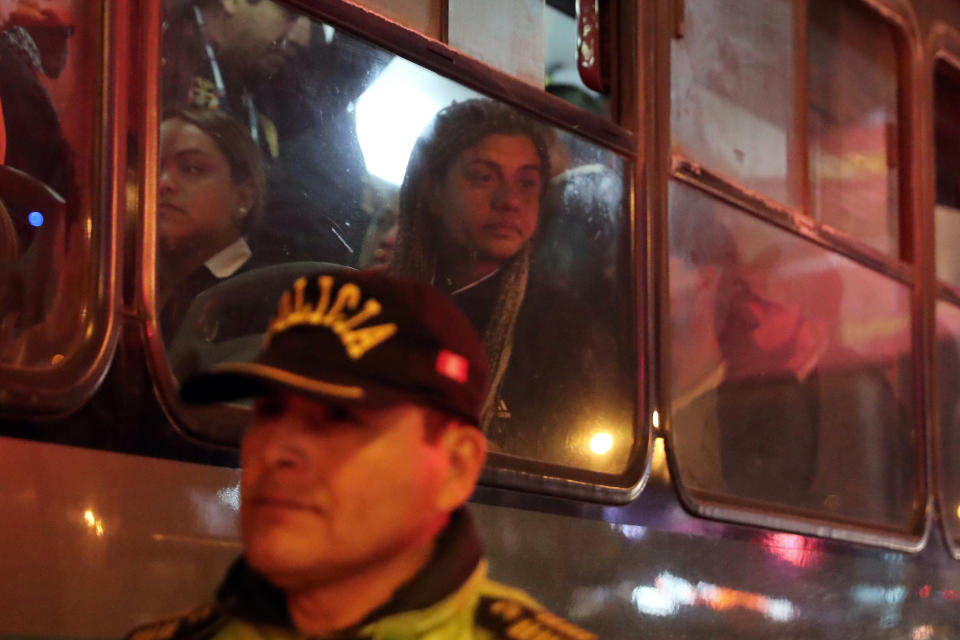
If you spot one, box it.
[204,237,252,279]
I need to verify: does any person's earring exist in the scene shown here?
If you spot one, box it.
[235,206,248,227]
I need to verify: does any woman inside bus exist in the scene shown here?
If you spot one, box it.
[157,106,266,345]
[391,98,624,468]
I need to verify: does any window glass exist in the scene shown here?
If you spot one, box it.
[807,0,900,255]
[934,60,960,290]
[671,0,800,207]
[668,181,918,528]
[936,302,960,550]
[158,1,636,476]
[0,1,103,370]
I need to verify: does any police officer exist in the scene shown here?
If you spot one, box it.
[126,268,596,640]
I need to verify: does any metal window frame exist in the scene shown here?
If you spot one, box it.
[0,0,126,419]
[139,0,657,503]
[659,0,931,551]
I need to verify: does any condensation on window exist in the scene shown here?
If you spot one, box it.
[668,181,918,529]
[671,0,801,208]
[807,0,901,256]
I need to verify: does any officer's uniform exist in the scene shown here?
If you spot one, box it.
[126,510,594,640]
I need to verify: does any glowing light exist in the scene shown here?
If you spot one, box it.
[913,625,934,640]
[217,484,240,511]
[83,510,95,526]
[632,572,797,622]
[763,532,822,568]
[955,503,960,520]
[590,432,614,455]
[51,354,64,366]
[651,409,660,429]
[28,211,43,227]
[95,521,104,536]
[355,58,477,185]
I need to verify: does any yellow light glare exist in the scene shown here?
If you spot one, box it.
[84,510,95,527]
[956,504,960,520]
[652,410,660,429]
[590,432,614,455]
[95,520,104,537]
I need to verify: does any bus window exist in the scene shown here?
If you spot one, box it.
[807,0,901,256]
[668,180,919,530]
[671,0,801,208]
[0,1,115,409]
[156,2,637,481]
[933,58,960,555]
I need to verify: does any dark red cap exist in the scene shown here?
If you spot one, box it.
[180,268,489,425]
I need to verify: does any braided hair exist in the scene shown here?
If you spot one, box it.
[391,99,551,427]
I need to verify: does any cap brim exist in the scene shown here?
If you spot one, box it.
[180,362,404,407]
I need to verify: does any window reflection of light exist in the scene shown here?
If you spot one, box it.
[955,503,960,520]
[632,571,797,622]
[912,625,933,640]
[590,432,614,455]
[217,483,240,511]
[355,58,477,185]
[84,509,105,536]
[651,409,660,429]
[763,532,822,568]
[28,211,43,227]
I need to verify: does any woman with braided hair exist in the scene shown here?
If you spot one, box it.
[392,98,627,469]
[391,99,550,441]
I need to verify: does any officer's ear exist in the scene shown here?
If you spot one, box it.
[434,421,487,512]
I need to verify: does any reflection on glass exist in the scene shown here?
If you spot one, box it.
[808,0,900,255]
[669,181,917,528]
[160,2,635,472]
[671,0,799,207]
[0,1,97,368]
[935,303,960,550]
[934,61,960,290]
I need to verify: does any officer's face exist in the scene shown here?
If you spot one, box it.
[431,134,542,266]
[240,391,473,589]
[225,0,303,77]
[157,118,251,253]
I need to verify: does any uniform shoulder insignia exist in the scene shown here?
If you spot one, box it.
[476,596,597,640]
[124,604,226,640]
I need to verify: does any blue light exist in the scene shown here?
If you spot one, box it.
[28,211,44,227]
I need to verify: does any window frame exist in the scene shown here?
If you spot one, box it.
[0,0,126,418]
[140,0,654,503]
[659,0,929,551]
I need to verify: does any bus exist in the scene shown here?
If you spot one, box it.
[3,0,960,637]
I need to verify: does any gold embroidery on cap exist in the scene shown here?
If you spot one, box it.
[266,277,397,360]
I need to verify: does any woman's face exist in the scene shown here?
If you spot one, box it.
[431,133,542,265]
[157,118,251,253]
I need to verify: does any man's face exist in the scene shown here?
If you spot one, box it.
[222,0,302,78]
[240,391,454,588]
[432,134,542,265]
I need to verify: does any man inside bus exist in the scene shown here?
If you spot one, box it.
[162,0,309,154]
[126,268,595,640]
